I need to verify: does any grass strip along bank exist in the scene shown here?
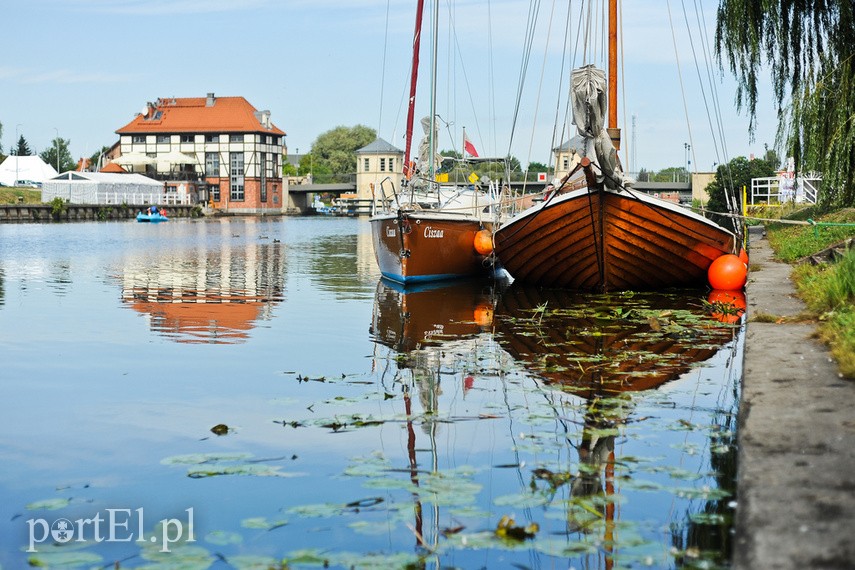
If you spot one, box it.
[761,207,855,378]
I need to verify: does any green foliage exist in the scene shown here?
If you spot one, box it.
[767,209,855,377]
[40,137,76,173]
[0,188,40,204]
[308,125,377,182]
[89,145,111,169]
[716,0,854,208]
[792,248,855,377]
[49,196,66,219]
[704,155,776,226]
[527,161,548,173]
[648,166,688,183]
[766,209,855,262]
[14,135,32,156]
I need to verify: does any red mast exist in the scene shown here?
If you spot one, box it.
[403,0,426,179]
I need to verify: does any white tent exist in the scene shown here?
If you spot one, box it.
[0,156,58,186]
[41,171,189,205]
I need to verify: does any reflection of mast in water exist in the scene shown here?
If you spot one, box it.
[497,284,737,568]
[119,236,285,344]
[370,277,499,556]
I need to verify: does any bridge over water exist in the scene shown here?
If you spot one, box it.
[284,179,692,215]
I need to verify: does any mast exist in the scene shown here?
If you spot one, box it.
[607,0,621,150]
[403,0,426,179]
[428,0,439,181]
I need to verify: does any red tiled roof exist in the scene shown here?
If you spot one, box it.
[116,96,285,136]
[100,162,127,173]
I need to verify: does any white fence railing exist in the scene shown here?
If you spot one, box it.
[104,193,192,206]
[750,176,821,205]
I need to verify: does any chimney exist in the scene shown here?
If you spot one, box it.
[254,110,271,128]
[206,93,215,107]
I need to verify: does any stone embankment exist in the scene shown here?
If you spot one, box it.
[735,226,855,569]
[0,204,198,222]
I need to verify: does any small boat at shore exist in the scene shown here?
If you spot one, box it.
[136,207,168,223]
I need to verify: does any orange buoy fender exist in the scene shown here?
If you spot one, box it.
[708,289,747,324]
[473,304,494,327]
[474,229,493,256]
[738,248,749,266]
[708,254,747,291]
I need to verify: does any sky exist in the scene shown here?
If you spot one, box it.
[1,0,780,175]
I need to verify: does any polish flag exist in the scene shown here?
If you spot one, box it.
[463,133,479,157]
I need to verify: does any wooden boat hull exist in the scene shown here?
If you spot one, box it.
[494,187,735,290]
[370,212,492,284]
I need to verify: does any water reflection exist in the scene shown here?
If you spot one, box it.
[495,285,737,397]
[495,284,739,568]
[369,278,502,554]
[370,278,496,354]
[369,280,741,568]
[119,241,286,344]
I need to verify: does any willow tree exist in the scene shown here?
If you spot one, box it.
[715,1,854,209]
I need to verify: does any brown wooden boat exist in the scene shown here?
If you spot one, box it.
[493,0,737,292]
[494,179,736,291]
[369,0,503,284]
[371,210,495,284]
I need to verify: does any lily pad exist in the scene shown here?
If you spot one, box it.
[241,516,288,530]
[204,530,243,545]
[27,550,102,568]
[25,498,71,511]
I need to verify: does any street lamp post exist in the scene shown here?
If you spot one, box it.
[683,142,691,181]
[15,123,22,187]
[54,128,60,172]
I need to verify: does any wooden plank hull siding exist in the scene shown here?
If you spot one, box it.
[495,285,734,397]
[494,187,735,291]
[0,204,197,223]
[370,212,492,284]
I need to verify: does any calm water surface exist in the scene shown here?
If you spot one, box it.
[0,217,743,569]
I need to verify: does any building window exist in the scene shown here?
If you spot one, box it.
[562,158,569,170]
[266,135,273,144]
[180,134,194,143]
[211,183,220,202]
[389,158,395,172]
[230,134,243,143]
[156,135,170,144]
[132,135,145,144]
[379,158,386,172]
[205,134,219,143]
[363,158,369,172]
[266,153,274,178]
[205,152,219,176]
[230,152,245,201]
[260,153,268,203]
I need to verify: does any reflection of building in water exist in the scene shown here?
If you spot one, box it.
[120,233,285,343]
[356,219,378,280]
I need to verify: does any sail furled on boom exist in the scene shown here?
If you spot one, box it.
[570,65,627,189]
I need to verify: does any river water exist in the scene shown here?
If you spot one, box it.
[0,217,743,569]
